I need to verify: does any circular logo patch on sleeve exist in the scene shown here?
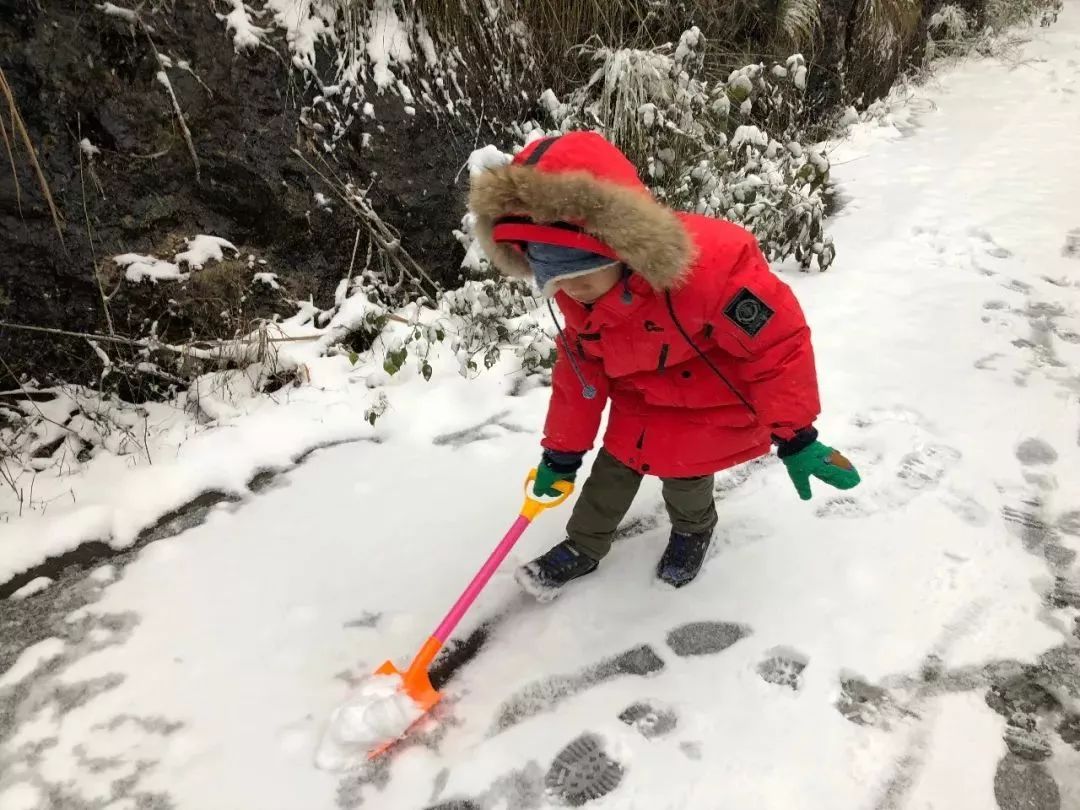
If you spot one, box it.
[723,288,775,337]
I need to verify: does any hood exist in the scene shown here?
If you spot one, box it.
[468,131,694,290]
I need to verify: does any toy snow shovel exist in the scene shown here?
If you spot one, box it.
[369,470,573,757]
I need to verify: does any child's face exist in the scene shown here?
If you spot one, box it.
[555,263,623,304]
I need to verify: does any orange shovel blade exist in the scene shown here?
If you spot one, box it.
[366,658,443,759]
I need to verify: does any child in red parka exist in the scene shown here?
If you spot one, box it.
[469,131,860,600]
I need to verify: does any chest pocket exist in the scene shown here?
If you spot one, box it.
[575,331,604,363]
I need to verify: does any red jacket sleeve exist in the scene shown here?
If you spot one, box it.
[709,241,821,441]
[541,326,610,454]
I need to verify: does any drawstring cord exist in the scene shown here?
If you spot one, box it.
[664,291,757,417]
[620,266,633,303]
[543,282,753,417]
[546,298,597,400]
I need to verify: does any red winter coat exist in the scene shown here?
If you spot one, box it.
[470,132,820,478]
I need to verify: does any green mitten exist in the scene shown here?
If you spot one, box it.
[781,440,861,501]
[533,458,578,498]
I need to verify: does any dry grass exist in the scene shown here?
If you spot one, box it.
[0,66,66,247]
[774,0,822,52]
[853,0,923,57]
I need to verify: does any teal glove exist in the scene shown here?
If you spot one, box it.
[781,440,861,501]
[533,460,578,498]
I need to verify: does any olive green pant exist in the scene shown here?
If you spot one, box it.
[566,449,718,561]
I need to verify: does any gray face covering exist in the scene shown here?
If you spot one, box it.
[524,242,616,295]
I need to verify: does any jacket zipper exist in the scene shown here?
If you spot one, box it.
[656,343,669,372]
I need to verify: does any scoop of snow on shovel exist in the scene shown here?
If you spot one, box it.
[316,673,424,771]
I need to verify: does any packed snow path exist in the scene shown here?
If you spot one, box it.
[4,12,1080,810]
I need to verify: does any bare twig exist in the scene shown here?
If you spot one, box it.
[291,147,442,295]
[0,101,20,215]
[130,147,172,160]
[345,228,362,289]
[136,23,200,181]
[0,316,410,351]
[153,65,201,182]
[78,114,116,337]
[0,354,78,446]
[0,66,66,247]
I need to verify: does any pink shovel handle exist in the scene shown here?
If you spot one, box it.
[432,513,532,642]
[430,474,573,643]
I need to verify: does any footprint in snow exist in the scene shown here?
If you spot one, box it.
[431,410,529,449]
[342,612,381,629]
[757,647,809,691]
[896,444,962,491]
[545,733,624,807]
[679,741,703,760]
[704,521,772,560]
[665,621,751,658]
[967,227,1014,259]
[1001,501,1057,552]
[1049,576,1080,609]
[488,644,665,735]
[618,700,678,739]
[1062,228,1080,260]
[850,406,932,431]
[1016,438,1059,467]
[1057,510,1080,537]
[815,495,872,519]
[1003,278,1033,294]
[939,489,991,527]
[835,675,911,730]
[816,443,965,520]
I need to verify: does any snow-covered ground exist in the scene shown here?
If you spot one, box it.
[4,9,1080,810]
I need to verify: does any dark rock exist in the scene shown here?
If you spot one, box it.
[1008,712,1038,732]
[1057,713,1080,750]
[0,0,470,387]
[1034,647,1080,699]
[986,675,1062,718]
[1003,726,1053,762]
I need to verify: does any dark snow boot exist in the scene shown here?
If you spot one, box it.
[515,540,599,602]
[656,530,713,588]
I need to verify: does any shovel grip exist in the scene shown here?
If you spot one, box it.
[522,469,573,520]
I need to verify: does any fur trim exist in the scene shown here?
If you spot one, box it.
[469,165,694,290]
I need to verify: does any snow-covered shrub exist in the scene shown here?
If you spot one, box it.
[542,30,834,271]
[986,0,1063,29]
[926,0,1063,61]
[0,386,156,514]
[438,279,554,376]
[930,4,973,39]
[925,5,976,59]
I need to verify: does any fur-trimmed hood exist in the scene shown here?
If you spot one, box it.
[468,132,694,290]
